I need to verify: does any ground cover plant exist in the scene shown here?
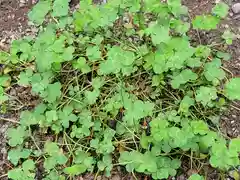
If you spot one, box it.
[0,0,240,179]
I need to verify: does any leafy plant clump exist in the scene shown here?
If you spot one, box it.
[1,0,240,179]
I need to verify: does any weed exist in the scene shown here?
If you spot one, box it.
[1,0,239,179]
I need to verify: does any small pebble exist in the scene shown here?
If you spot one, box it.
[232,115,237,118]
[232,3,240,14]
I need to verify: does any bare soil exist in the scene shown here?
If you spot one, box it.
[0,0,240,179]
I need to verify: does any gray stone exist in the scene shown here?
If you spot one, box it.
[232,3,240,14]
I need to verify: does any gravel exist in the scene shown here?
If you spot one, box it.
[232,3,240,14]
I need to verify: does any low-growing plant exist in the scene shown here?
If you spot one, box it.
[1,0,240,179]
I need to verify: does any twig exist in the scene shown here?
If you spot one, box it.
[0,174,7,178]
[230,104,240,111]
[221,66,234,78]
[0,117,20,124]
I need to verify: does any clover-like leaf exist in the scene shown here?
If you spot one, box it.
[22,159,35,172]
[98,46,136,75]
[64,164,87,176]
[191,120,209,135]
[18,69,33,86]
[171,69,198,89]
[0,75,11,87]
[188,174,204,180]
[28,0,51,25]
[229,138,240,154]
[86,46,101,62]
[222,30,235,45]
[195,86,218,106]
[58,105,77,128]
[7,126,27,147]
[210,141,239,169]
[84,89,100,105]
[97,155,113,177]
[72,57,91,73]
[52,0,69,17]
[192,15,220,30]
[179,96,195,114]
[44,141,68,171]
[45,82,62,103]
[204,58,225,83]
[145,21,170,45]
[216,51,231,61]
[212,2,229,18]
[8,148,31,166]
[186,58,202,68]
[225,78,240,100]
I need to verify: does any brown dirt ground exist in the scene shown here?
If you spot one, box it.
[182,0,240,138]
[0,0,240,179]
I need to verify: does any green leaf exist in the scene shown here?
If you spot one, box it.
[229,138,240,154]
[45,82,62,103]
[225,78,240,100]
[199,131,218,150]
[20,110,39,126]
[8,148,31,166]
[28,0,52,25]
[8,168,23,180]
[58,16,73,29]
[86,46,101,62]
[192,15,220,30]
[46,110,58,123]
[44,142,67,171]
[212,2,229,18]
[0,75,11,87]
[22,159,35,172]
[62,46,75,61]
[216,51,231,61]
[179,96,195,114]
[44,141,60,156]
[170,19,190,34]
[152,74,165,87]
[58,105,77,128]
[140,134,152,149]
[91,77,104,90]
[18,69,33,86]
[210,141,239,169]
[124,100,154,126]
[186,58,202,68]
[74,150,95,171]
[7,126,27,147]
[150,119,169,142]
[97,155,113,177]
[195,45,211,58]
[188,174,204,180]
[222,30,235,45]
[204,58,225,83]
[8,167,35,180]
[52,0,70,17]
[195,86,218,106]
[168,0,188,15]
[191,120,209,135]
[171,69,198,89]
[98,46,136,75]
[43,170,65,180]
[64,164,87,175]
[151,53,167,74]
[145,21,170,45]
[84,89,100,105]
[72,57,91,74]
